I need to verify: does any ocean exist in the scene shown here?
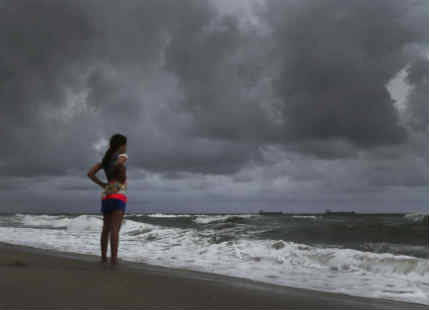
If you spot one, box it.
[0,212,427,305]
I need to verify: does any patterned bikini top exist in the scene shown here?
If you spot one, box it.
[102,152,128,197]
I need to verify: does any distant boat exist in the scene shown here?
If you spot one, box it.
[258,210,283,215]
[324,209,356,215]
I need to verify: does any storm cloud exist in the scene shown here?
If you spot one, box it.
[0,0,427,213]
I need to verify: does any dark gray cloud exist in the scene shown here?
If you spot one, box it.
[0,0,94,121]
[162,0,427,159]
[254,0,426,151]
[0,0,99,176]
[0,0,426,213]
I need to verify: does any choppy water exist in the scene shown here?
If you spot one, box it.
[0,212,427,304]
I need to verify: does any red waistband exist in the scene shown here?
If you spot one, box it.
[102,193,128,202]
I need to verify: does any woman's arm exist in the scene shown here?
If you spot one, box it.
[87,162,107,189]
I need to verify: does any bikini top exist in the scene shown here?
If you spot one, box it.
[103,151,128,184]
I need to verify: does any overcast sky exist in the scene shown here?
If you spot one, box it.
[1,0,427,214]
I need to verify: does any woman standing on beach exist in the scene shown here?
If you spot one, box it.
[87,133,128,265]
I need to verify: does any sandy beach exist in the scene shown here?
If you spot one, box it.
[0,241,426,310]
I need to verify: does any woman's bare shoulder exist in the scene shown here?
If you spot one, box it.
[115,153,128,166]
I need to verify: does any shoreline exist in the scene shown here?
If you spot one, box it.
[0,241,426,309]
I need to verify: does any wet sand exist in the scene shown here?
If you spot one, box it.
[0,241,426,310]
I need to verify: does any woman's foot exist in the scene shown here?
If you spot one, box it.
[110,257,118,266]
[100,256,108,264]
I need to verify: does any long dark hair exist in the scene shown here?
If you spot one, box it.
[101,133,127,169]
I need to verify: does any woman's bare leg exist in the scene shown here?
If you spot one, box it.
[101,212,112,263]
[110,209,124,265]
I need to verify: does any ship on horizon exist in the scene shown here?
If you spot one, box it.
[324,209,356,215]
[258,210,283,215]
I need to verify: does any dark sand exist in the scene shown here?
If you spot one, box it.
[0,241,425,310]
